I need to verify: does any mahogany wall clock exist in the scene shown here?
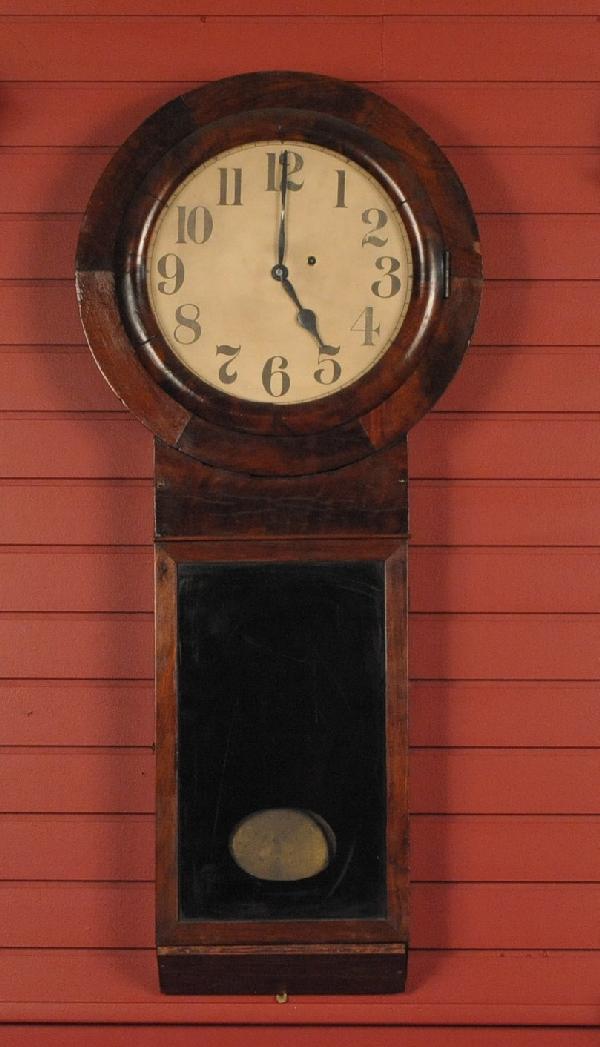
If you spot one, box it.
[76,70,482,996]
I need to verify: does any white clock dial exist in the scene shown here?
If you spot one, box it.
[147,140,413,405]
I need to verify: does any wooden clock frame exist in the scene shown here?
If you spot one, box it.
[76,70,482,996]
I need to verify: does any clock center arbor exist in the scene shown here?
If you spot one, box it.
[76,71,482,996]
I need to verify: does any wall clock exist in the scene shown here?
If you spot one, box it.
[76,70,481,996]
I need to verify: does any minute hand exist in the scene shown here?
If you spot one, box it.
[280,276,338,356]
[277,150,289,268]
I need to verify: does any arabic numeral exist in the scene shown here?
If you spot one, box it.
[216,344,241,385]
[314,358,341,386]
[361,208,388,248]
[351,305,380,346]
[174,304,201,344]
[176,205,213,244]
[371,256,401,298]
[265,151,304,192]
[156,253,184,295]
[262,356,290,397]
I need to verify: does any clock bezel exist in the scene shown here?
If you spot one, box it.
[119,109,441,437]
[76,71,482,477]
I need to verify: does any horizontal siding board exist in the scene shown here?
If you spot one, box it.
[410,415,600,480]
[0,614,154,678]
[2,814,598,884]
[410,749,600,815]
[438,348,600,413]
[0,216,77,281]
[478,215,600,280]
[1,610,600,679]
[411,815,600,882]
[476,281,600,346]
[4,215,599,280]
[411,547,600,613]
[0,815,154,881]
[0,418,154,479]
[0,548,153,612]
[382,16,600,81]
[2,17,597,82]
[412,883,600,949]
[3,280,598,346]
[3,679,597,749]
[411,612,600,680]
[450,147,600,215]
[2,547,600,613]
[1,1027,600,1047]
[2,84,597,148]
[1,881,598,949]
[1,1,597,14]
[0,480,153,544]
[0,348,124,413]
[4,346,600,415]
[0,148,110,214]
[2,147,599,216]
[410,682,600,747]
[0,480,597,546]
[1,748,596,814]
[0,17,385,81]
[1,2,389,12]
[0,749,154,813]
[0,950,597,1027]
[0,282,83,344]
[1,681,154,746]
[411,480,600,546]
[3,414,600,479]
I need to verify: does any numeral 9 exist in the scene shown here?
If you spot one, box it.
[157,253,184,295]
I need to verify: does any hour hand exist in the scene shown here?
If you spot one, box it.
[277,274,338,355]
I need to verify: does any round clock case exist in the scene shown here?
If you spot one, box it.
[76,71,481,476]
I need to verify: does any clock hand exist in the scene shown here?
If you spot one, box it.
[276,273,339,356]
[277,149,288,268]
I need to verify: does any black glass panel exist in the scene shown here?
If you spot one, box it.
[177,560,387,921]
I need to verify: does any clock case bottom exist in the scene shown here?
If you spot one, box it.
[158,944,408,995]
[155,438,410,996]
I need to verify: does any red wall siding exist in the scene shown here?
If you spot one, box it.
[1,2,598,1043]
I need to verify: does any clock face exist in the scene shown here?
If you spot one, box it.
[146,140,413,405]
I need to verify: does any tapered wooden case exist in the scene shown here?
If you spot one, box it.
[76,71,481,996]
